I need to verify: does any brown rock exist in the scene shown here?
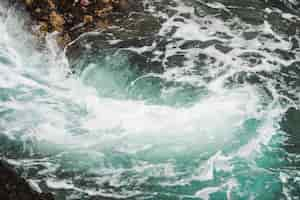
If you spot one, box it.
[47,0,56,10]
[83,15,93,24]
[95,6,113,17]
[119,0,130,11]
[96,19,109,29]
[49,11,65,32]
[25,0,33,6]
[38,21,49,34]
[35,8,41,13]
[20,0,143,47]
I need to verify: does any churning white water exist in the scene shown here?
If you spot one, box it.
[1,1,300,199]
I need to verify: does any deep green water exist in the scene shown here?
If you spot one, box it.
[1,0,300,199]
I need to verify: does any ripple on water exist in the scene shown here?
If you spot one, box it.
[1,0,300,199]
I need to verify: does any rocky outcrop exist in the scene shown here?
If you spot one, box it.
[20,0,142,46]
[0,160,54,200]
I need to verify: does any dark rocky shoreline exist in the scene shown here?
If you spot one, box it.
[0,160,54,200]
[0,1,156,200]
[18,0,143,46]
[1,0,300,199]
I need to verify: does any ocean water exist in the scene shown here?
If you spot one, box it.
[0,1,300,199]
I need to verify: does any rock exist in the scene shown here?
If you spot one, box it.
[39,21,48,33]
[280,107,300,154]
[47,0,55,9]
[25,0,33,6]
[56,33,71,47]
[80,0,91,7]
[116,0,130,11]
[35,21,49,39]
[0,160,54,200]
[19,0,144,46]
[96,19,109,29]
[49,11,64,32]
[83,15,93,24]
[95,6,113,17]
[66,11,161,61]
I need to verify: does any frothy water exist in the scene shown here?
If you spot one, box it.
[1,1,300,199]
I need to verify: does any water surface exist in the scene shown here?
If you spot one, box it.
[0,1,300,199]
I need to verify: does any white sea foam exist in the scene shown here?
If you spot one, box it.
[0,0,299,198]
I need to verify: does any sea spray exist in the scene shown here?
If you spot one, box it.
[0,0,300,199]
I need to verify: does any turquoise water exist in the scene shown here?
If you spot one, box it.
[1,1,300,199]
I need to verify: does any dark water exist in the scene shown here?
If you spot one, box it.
[0,0,300,199]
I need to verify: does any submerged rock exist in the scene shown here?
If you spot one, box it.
[66,11,162,64]
[0,160,54,200]
[280,107,300,154]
